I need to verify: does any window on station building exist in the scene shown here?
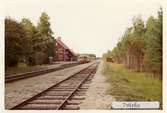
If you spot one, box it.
[58,48,63,53]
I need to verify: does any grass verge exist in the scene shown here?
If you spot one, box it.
[5,63,49,76]
[102,62,162,108]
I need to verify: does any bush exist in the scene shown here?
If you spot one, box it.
[34,52,48,65]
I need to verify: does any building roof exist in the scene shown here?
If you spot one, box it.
[56,37,76,56]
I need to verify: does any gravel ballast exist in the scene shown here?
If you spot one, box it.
[5,62,94,109]
[80,61,115,109]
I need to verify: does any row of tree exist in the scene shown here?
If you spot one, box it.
[103,8,162,79]
[5,12,55,68]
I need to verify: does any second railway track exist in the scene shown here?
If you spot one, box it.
[5,63,79,83]
[11,62,99,110]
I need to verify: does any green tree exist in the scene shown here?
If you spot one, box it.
[37,12,53,37]
[131,16,146,71]
[112,16,146,72]
[20,18,37,65]
[104,8,162,79]
[144,8,162,78]
[37,12,55,64]
[5,18,26,67]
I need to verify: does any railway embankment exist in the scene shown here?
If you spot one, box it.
[5,62,94,109]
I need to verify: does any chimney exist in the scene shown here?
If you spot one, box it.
[58,36,61,41]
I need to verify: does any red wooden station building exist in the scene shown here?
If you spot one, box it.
[54,37,77,61]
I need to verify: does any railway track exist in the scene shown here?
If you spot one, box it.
[5,63,79,83]
[11,62,99,110]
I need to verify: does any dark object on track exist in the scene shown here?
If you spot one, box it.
[11,62,99,110]
[106,57,114,63]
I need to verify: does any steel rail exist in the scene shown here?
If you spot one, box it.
[57,65,96,109]
[11,62,97,110]
[5,63,79,83]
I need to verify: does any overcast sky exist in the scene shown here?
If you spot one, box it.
[5,0,163,57]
